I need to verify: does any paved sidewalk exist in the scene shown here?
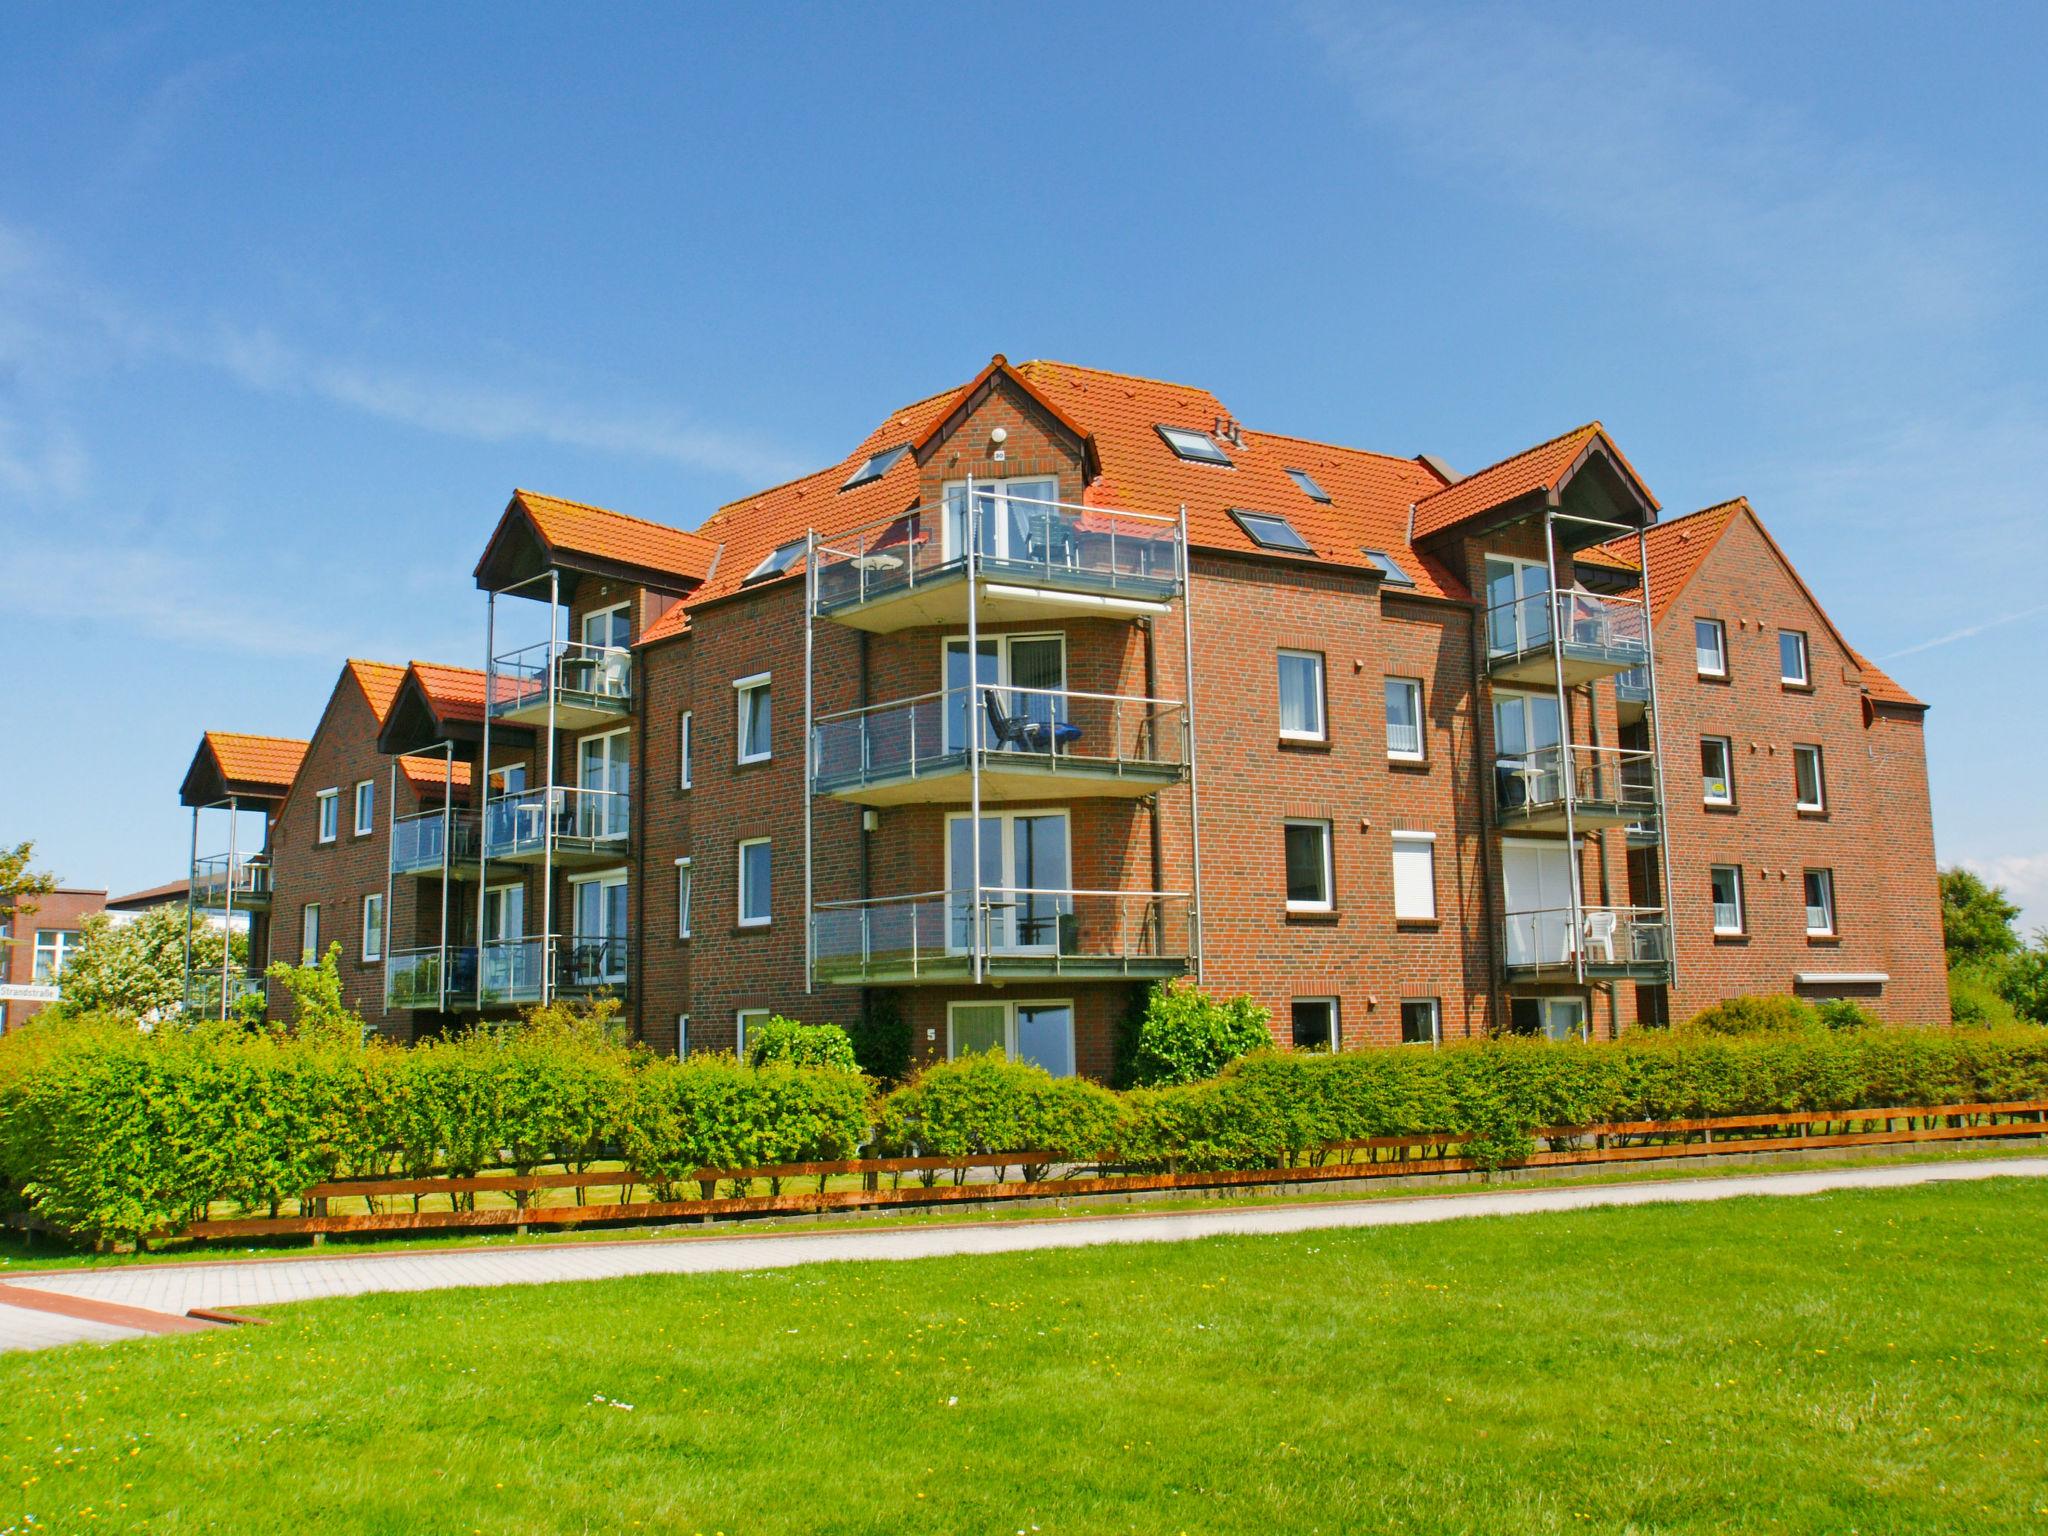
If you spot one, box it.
[4,1154,2043,1355]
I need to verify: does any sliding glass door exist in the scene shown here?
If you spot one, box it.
[947,811,1071,954]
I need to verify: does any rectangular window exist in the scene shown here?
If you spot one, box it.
[1794,744,1826,811]
[1290,998,1339,1052]
[1283,820,1333,911]
[582,603,632,651]
[1780,629,1810,686]
[301,902,322,962]
[737,837,771,926]
[361,893,384,962]
[1400,998,1441,1046]
[316,789,339,843]
[1229,509,1312,553]
[678,710,693,789]
[1385,677,1424,760]
[1277,650,1326,741]
[1695,619,1727,677]
[1701,737,1734,806]
[1804,869,1836,936]
[353,780,375,836]
[736,1008,770,1056]
[675,1015,690,1058]
[1391,831,1437,921]
[30,929,80,983]
[735,674,772,764]
[1710,865,1744,935]
[946,1000,1077,1077]
[675,857,693,939]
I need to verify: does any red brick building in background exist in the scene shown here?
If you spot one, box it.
[0,887,105,1032]
[181,356,1945,1069]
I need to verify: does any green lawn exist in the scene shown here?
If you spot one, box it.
[4,1180,2046,1534]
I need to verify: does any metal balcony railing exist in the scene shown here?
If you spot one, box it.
[810,490,1182,615]
[811,887,1193,983]
[1502,906,1671,974]
[488,640,633,718]
[1486,589,1649,668]
[482,787,630,860]
[184,970,267,1014]
[1494,744,1661,820]
[476,935,630,1007]
[391,809,481,876]
[1615,665,1652,705]
[811,684,1188,795]
[191,855,271,909]
[385,945,479,1009]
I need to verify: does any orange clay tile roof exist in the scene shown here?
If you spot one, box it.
[1412,422,1624,538]
[406,660,490,726]
[398,756,474,797]
[1848,649,1923,708]
[203,731,308,793]
[512,489,720,584]
[345,659,408,724]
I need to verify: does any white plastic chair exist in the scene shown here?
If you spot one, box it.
[1582,909,1617,963]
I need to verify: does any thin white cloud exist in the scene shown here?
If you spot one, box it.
[1958,852,2048,937]
[1882,602,2048,661]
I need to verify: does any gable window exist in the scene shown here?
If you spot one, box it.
[1285,467,1331,502]
[301,902,322,962]
[675,857,693,940]
[581,603,631,651]
[841,444,908,491]
[353,779,375,837]
[1484,556,1551,657]
[1229,509,1313,554]
[1804,869,1837,936]
[1701,737,1735,806]
[361,893,384,963]
[735,674,772,764]
[1284,819,1334,912]
[1363,549,1414,586]
[316,789,339,844]
[30,929,80,983]
[1277,650,1326,742]
[737,837,772,927]
[1291,997,1339,1052]
[745,539,806,584]
[1710,865,1744,935]
[1695,619,1728,678]
[1391,831,1437,921]
[1780,629,1810,686]
[1400,998,1441,1045]
[1385,677,1424,761]
[678,710,693,789]
[1156,425,1232,465]
[1794,744,1826,811]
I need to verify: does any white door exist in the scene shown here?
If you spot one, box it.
[947,811,1070,954]
[1485,556,1551,656]
[943,634,1067,751]
[1501,841,1575,966]
[944,477,1059,564]
[571,874,628,983]
[578,730,631,838]
[1494,692,1563,803]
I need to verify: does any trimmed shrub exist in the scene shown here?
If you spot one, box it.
[1950,967,2021,1028]
[1122,980,1274,1087]
[620,1055,869,1199]
[746,1016,859,1073]
[874,1053,1122,1178]
[1816,998,1883,1031]
[847,990,914,1083]
[1675,994,1820,1036]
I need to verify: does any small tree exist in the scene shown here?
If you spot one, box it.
[265,944,364,1045]
[748,1015,859,1072]
[847,989,913,1082]
[58,907,245,1022]
[1123,980,1272,1087]
[1,841,57,929]
[1940,868,2022,968]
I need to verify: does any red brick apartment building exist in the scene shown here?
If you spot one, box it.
[0,887,104,1033]
[183,356,1945,1070]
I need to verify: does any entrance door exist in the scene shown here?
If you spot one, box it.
[1501,840,1576,966]
[578,730,631,839]
[1485,556,1551,657]
[943,634,1067,751]
[947,811,1070,954]
[1493,691,1563,806]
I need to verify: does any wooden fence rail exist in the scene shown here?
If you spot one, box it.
[158,1099,2048,1242]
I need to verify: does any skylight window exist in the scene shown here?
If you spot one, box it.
[744,539,806,583]
[841,444,908,491]
[1156,425,1232,466]
[1229,509,1313,555]
[1285,468,1332,503]
[1363,549,1414,585]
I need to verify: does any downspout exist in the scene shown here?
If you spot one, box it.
[1471,591,1505,1037]
[633,662,648,1042]
[1142,617,1163,894]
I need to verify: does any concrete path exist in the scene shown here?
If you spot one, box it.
[4,1154,2043,1355]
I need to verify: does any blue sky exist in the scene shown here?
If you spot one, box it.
[2,3,2044,928]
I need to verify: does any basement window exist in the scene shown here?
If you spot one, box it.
[841,444,908,491]
[1230,509,1313,554]
[1363,549,1414,586]
[1156,425,1232,465]
[1285,467,1332,503]
[744,539,806,584]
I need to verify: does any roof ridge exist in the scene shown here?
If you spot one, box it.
[408,658,485,676]
[1415,420,1602,505]
[206,729,309,746]
[514,487,719,546]
[1243,425,1437,470]
[1017,358,1219,398]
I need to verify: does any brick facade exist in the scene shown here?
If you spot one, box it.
[0,888,104,1032]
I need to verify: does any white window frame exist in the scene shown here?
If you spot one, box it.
[1391,830,1438,921]
[1710,865,1744,936]
[1400,997,1441,1046]
[675,857,693,939]
[1804,868,1836,936]
[361,892,384,963]
[316,788,339,844]
[1277,649,1327,742]
[30,929,80,983]
[1779,628,1810,687]
[737,837,772,927]
[1385,676,1425,761]
[353,779,375,836]
[940,476,1062,563]
[735,673,773,764]
[941,631,1068,752]
[482,882,525,943]
[675,1014,690,1058]
[581,601,632,651]
[1284,818,1334,913]
[1695,618,1728,678]
[301,902,322,962]
[945,998,1078,1077]
[1290,996,1340,1052]
[736,1008,771,1056]
[943,809,1073,955]
[1793,744,1826,812]
[1701,736,1735,806]
[678,710,693,790]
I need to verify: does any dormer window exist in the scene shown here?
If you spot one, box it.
[1229,508,1313,555]
[744,539,806,584]
[1363,549,1414,585]
[841,445,908,491]
[1157,426,1232,466]
[1285,468,1331,503]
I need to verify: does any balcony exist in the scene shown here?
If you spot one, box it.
[476,936,630,1008]
[1495,745,1661,833]
[811,492,1183,633]
[489,641,632,730]
[391,809,481,879]
[184,970,267,1015]
[386,945,478,1010]
[811,887,1193,986]
[1502,906,1672,984]
[1615,665,1652,724]
[1486,589,1649,685]
[482,787,630,868]
[191,855,271,912]
[812,685,1189,806]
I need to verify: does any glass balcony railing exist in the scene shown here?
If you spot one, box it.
[1615,665,1652,705]
[391,809,481,876]
[184,970,267,1015]
[191,855,271,910]
[488,641,632,721]
[482,787,630,860]
[1494,745,1661,824]
[811,887,1193,985]
[385,945,478,1009]
[476,936,630,1007]
[1486,589,1649,674]
[1502,906,1671,977]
